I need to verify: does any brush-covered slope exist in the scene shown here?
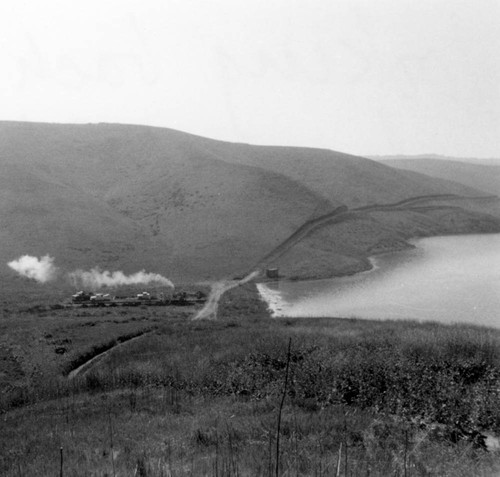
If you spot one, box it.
[1,121,498,285]
[374,155,500,196]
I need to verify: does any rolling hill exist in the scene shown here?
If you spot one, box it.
[1,121,499,288]
[373,155,500,196]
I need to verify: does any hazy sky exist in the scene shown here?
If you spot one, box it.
[1,0,499,157]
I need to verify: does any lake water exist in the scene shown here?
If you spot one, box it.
[257,234,500,328]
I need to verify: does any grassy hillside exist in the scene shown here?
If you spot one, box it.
[1,121,498,286]
[0,122,331,283]
[202,143,486,207]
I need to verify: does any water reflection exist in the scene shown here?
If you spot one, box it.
[257,234,500,328]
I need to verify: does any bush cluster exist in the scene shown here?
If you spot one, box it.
[197,332,500,442]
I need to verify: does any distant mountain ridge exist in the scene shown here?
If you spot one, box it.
[371,154,500,166]
[1,121,499,287]
[372,155,500,196]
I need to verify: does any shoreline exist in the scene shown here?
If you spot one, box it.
[257,243,407,285]
[257,229,500,286]
[256,242,417,317]
[256,232,500,325]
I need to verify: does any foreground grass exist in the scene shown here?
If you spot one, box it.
[5,391,499,476]
[1,284,500,475]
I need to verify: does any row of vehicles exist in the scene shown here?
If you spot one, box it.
[70,290,206,307]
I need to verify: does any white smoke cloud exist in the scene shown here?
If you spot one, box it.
[68,268,174,289]
[7,255,58,283]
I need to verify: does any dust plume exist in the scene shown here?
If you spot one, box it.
[7,255,58,283]
[68,268,174,289]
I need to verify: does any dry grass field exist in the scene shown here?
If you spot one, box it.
[1,284,499,476]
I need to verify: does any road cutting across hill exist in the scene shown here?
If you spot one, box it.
[192,194,497,320]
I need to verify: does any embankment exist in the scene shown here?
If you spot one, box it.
[67,329,154,379]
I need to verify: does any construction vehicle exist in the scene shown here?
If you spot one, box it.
[69,289,206,307]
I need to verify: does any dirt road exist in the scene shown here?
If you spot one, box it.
[193,271,260,320]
